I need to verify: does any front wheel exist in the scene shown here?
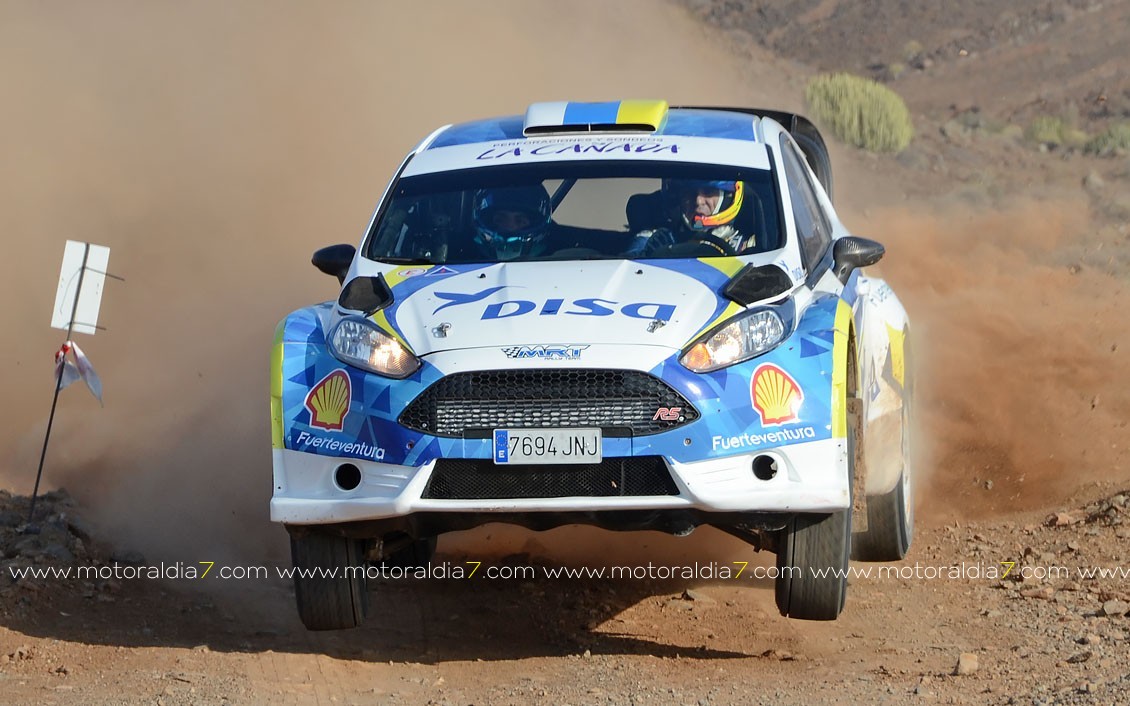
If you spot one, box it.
[774,509,851,620]
[775,398,855,620]
[290,530,369,631]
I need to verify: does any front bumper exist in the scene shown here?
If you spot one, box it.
[270,437,849,525]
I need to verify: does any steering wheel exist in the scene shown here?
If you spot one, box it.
[665,233,737,257]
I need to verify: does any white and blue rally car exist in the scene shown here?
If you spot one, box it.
[271,101,913,630]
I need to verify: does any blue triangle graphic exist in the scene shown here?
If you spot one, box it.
[800,338,827,358]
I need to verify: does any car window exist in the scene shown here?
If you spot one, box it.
[780,137,832,271]
[363,162,783,264]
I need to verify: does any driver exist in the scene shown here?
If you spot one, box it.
[626,179,754,256]
[469,184,553,261]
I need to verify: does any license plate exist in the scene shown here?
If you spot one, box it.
[492,428,602,465]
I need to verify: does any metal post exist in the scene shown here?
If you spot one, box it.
[26,243,88,527]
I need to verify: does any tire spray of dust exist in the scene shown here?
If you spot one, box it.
[859,198,1130,524]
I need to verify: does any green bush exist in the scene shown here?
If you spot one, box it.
[805,73,914,154]
[1084,123,1130,156]
[902,40,924,63]
[1025,116,1088,149]
[1025,116,1066,145]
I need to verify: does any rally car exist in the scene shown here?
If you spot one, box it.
[271,100,913,630]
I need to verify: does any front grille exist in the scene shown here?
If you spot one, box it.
[421,457,679,499]
[399,369,698,438]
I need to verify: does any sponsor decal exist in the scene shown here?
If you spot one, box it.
[872,282,893,303]
[295,430,385,461]
[502,344,589,360]
[712,426,816,451]
[774,259,803,282]
[304,369,351,431]
[475,140,679,161]
[432,286,509,315]
[397,268,428,278]
[432,287,675,321]
[652,407,684,422]
[751,364,804,426]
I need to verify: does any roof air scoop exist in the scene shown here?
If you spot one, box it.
[523,100,669,136]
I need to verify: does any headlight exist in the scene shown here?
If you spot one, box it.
[680,309,786,373]
[329,317,420,378]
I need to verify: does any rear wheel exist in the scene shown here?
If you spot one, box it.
[851,470,912,561]
[290,530,369,631]
[852,337,914,561]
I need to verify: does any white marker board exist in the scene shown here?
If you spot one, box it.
[51,240,110,335]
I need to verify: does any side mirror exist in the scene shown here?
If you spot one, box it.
[312,244,356,284]
[833,237,884,283]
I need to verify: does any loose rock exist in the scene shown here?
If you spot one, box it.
[1101,599,1128,617]
[954,653,979,676]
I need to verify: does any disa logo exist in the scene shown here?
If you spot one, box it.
[433,287,675,321]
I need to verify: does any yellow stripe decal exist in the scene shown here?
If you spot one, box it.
[616,100,669,128]
[831,300,853,438]
[692,301,743,341]
[269,320,285,449]
[370,309,411,351]
[382,266,432,289]
[885,323,906,388]
[270,396,284,449]
[365,268,428,350]
[698,255,745,278]
[689,257,748,340]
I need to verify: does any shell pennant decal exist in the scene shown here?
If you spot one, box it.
[751,364,804,426]
[304,369,352,431]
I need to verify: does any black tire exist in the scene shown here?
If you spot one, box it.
[851,472,912,561]
[775,398,855,621]
[290,531,369,631]
[774,509,851,620]
[379,536,437,569]
[852,337,914,561]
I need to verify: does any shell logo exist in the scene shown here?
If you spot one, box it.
[751,364,804,426]
[304,369,351,431]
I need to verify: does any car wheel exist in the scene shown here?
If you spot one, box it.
[774,400,855,621]
[774,508,851,620]
[852,336,914,561]
[290,530,369,631]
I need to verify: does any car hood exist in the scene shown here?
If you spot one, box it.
[366,260,740,357]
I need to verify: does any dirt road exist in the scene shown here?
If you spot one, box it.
[2,2,1129,704]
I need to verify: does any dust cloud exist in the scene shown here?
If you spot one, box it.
[862,198,1130,522]
[0,1,796,564]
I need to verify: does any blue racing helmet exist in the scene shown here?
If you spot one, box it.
[472,185,552,260]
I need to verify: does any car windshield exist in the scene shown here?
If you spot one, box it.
[364,161,782,264]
